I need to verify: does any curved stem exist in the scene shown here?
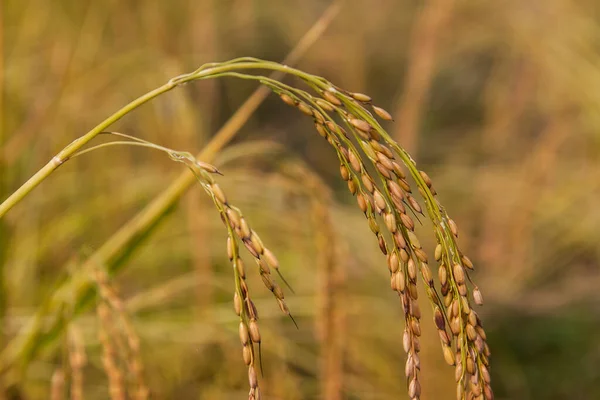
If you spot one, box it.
[0,82,174,218]
[70,141,172,159]
[0,61,326,219]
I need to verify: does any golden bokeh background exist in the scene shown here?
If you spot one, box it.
[1,0,599,399]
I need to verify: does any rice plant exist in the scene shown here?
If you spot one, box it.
[0,57,492,400]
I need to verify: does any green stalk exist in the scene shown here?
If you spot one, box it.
[0,84,173,218]
[0,60,331,219]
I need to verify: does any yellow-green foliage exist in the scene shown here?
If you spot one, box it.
[1,1,600,399]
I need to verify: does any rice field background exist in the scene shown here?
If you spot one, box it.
[1,0,600,399]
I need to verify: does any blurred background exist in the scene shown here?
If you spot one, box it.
[1,0,600,399]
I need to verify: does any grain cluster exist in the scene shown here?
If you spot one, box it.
[44,58,492,400]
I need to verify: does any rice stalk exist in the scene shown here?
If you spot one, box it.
[170,151,302,399]
[178,58,493,395]
[0,40,491,400]
[187,142,346,397]
[211,60,493,399]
